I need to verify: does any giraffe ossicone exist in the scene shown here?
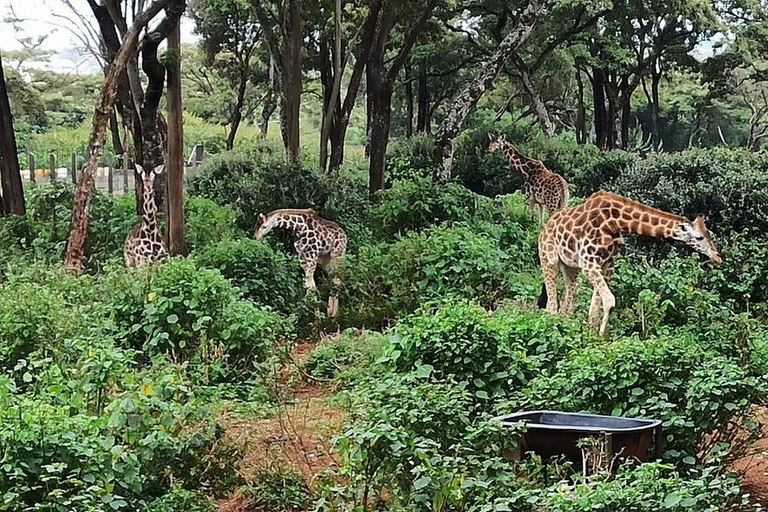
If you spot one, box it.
[538,191,722,338]
[123,163,168,269]
[488,132,570,225]
[254,208,347,317]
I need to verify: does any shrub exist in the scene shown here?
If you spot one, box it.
[372,177,480,237]
[385,134,435,183]
[194,239,303,314]
[100,259,287,379]
[485,462,755,512]
[184,197,242,252]
[385,301,582,402]
[302,329,386,385]
[337,224,516,328]
[238,467,313,512]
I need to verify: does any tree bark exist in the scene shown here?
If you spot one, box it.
[511,53,554,138]
[434,0,545,181]
[591,67,608,149]
[575,67,586,144]
[226,71,248,151]
[319,0,344,172]
[417,64,429,133]
[404,60,414,137]
[285,0,302,163]
[260,56,278,138]
[166,19,185,256]
[0,53,25,216]
[367,68,392,196]
[65,0,170,272]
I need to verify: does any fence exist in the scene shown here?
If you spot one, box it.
[21,144,206,195]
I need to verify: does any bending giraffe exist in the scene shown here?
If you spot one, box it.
[254,208,347,317]
[124,164,168,268]
[538,191,723,337]
[488,133,569,225]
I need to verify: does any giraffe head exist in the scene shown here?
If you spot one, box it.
[254,212,276,240]
[135,163,165,190]
[487,133,507,153]
[673,215,723,265]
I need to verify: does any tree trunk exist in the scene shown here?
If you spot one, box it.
[284,0,302,163]
[166,19,185,256]
[109,109,123,155]
[417,65,429,133]
[260,57,278,138]
[0,53,25,216]
[591,68,608,149]
[65,0,170,272]
[650,70,661,148]
[319,0,344,172]
[226,71,248,151]
[434,0,544,181]
[575,67,586,144]
[368,71,392,196]
[404,60,414,137]
[512,53,554,138]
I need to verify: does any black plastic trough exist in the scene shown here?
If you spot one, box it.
[495,410,662,463]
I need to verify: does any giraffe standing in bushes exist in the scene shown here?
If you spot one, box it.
[538,191,723,337]
[488,133,570,225]
[124,164,168,268]
[254,208,347,317]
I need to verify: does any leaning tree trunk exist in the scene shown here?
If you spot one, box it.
[434,0,544,181]
[0,53,26,216]
[226,72,248,151]
[65,0,170,272]
[512,54,554,138]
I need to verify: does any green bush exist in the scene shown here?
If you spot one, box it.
[385,134,435,183]
[194,239,303,315]
[302,329,386,385]
[519,334,763,465]
[484,462,755,512]
[184,197,242,252]
[385,301,582,402]
[238,467,313,512]
[372,177,480,237]
[101,259,287,379]
[337,224,516,328]
[332,371,521,511]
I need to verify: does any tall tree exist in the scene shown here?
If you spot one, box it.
[250,0,303,163]
[434,0,545,181]
[65,0,174,272]
[0,52,26,216]
[189,0,265,150]
[366,0,440,196]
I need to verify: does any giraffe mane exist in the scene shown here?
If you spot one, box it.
[267,208,317,217]
[588,191,687,223]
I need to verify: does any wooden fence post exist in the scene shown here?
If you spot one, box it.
[123,154,129,194]
[71,152,77,184]
[49,153,56,183]
[107,153,114,194]
[28,151,35,183]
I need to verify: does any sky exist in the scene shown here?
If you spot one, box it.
[0,0,199,73]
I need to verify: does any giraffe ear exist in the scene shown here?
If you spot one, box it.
[135,163,144,174]
[258,213,266,224]
[153,164,166,176]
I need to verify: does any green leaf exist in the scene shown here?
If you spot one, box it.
[166,314,179,324]
[413,476,431,490]
[663,492,683,508]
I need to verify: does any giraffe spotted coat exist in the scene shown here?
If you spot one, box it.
[488,133,569,224]
[124,164,168,268]
[538,191,723,337]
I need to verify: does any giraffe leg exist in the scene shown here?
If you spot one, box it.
[541,261,559,315]
[584,266,615,338]
[559,265,580,316]
[326,255,343,317]
[589,263,615,327]
[300,259,318,293]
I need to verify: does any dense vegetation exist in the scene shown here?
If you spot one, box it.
[3,0,768,509]
[0,134,766,509]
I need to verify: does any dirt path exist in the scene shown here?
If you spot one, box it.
[218,341,344,511]
[733,407,768,505]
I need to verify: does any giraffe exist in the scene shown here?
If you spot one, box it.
[254,208,347,317]
[488,133,570,225]
[124,164,168,269]
[538,191,723,337]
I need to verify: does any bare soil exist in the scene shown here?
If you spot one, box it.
[733,407,768,506]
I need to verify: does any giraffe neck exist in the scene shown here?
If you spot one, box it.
[141,186,159,236]
[502,142,540,176]
[600,193,685,239]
